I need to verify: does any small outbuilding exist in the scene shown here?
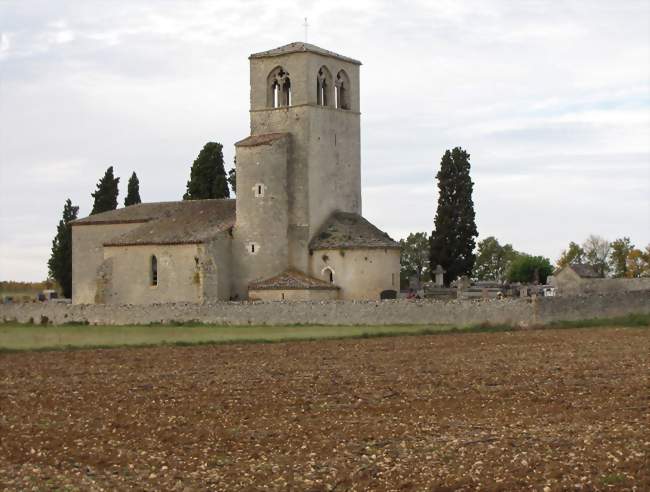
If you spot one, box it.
[248,270,339,301]
[552,263,650,296]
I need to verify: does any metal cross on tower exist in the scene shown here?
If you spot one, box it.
[303,17,309,42]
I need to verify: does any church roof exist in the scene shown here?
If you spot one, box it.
[249,269,339,291]
[249,42,361,65]
[73,199,236,246]
[235,132,289,147]
[72,201,180,226]
[309,211,400,250]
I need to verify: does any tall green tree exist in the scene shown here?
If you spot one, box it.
[124,172,142,206]
[90,166,120,215]
[429,147,478,285]
[609,237,634,277]
[507,255,553,284]
[183,142,230,200]
[48,199,79,298]
[399,232,430,287]
[473,236,519,282]
[556,241,585,268]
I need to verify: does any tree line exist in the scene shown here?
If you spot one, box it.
[556,235,650,278]
[401,232,555,287]
[400,147,650,288]
[48,142,236,298]
[401,230,650,289]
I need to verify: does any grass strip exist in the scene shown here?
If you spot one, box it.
[0,313,648,353]
[545,313,650,329]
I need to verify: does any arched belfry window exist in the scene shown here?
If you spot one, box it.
[268,67,291,108]
[316,66,332,106]
[150,255,158,286]
[335,70,350,110]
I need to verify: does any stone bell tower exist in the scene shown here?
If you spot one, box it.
[232,42,362,297]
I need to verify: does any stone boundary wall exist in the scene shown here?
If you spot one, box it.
[558,277,650,296]
[1,291,648,327]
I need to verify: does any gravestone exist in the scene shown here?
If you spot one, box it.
[433,264,446,287]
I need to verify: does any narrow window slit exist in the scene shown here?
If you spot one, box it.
[150,255,158,286]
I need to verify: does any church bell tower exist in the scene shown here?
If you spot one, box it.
[232,42,362,297]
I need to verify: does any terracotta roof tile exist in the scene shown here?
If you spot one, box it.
[104,199,235,246]
[235,132,289,147]
[72,199,235,246]
[71,201,179,226]
[249,269,338,290]
[309,211,399,250]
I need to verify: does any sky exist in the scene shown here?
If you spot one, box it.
[1,0,649,281]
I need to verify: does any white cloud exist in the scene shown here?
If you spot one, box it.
[0,32,9,55]
[52,29,75,44]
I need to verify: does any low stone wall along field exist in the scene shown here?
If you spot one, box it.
[0,291,649,327]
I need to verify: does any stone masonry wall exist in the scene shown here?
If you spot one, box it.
[558,277,650,296]
[1,291,648,327]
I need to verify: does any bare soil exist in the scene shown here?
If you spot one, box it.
[1,327,648,491]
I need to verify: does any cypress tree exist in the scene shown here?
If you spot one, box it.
[90,166,120,215]
[48,199,79,298]
[227,156,237,196]
[183,142,230,200]
[124,172,142,206]
[430,147,478,285]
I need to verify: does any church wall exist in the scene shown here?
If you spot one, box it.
[103,244,202,304]
[200,232,232,301]
[232,136,290,299]
[301,52,361,234]
[250,106,311,230]
[249,52,362,273]
[249,106,310,272]
[309,248,400,300]
[248,288,338,302]
[307,106,361,233]
[71,223,143,304]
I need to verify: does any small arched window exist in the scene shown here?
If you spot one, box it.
[334,70,350,110]
[150,255,158,286]
[267,67,291,108]
[316,66,332,106]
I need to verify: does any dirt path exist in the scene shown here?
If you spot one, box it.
[1,327,648,490]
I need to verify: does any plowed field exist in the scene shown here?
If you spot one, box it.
[1,327,649,490]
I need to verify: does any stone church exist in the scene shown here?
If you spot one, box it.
[71,42,400,304]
